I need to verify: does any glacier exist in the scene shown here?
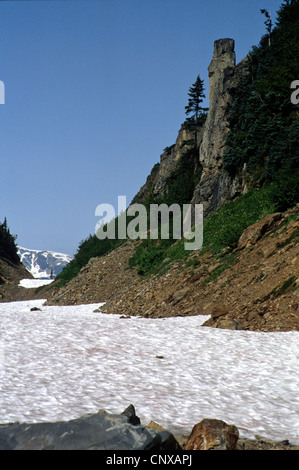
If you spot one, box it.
[0,298,298,444]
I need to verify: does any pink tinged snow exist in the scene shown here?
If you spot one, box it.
[0,298,298,444]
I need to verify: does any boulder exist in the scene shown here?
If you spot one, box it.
[0,405,181,451]
[237,213,283,250]
[211,305,230,320]
[184,418,239,450]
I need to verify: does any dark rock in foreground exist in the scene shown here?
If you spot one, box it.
[0,405,181,451]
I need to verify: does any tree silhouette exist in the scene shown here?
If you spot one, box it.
[260,9,272,46]
[0,217,20,264]
[185,75,206,121]
[185,75,207,145]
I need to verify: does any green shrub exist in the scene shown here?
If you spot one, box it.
[202,186,276,252]
[267,168,299,211]
[129,184,278,275]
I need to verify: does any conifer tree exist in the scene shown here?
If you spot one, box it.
[185,75,206,122]
[260,9,272,46]
[184,75,207,145]
[0,217,20,264]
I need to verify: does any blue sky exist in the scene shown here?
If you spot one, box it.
[0,0,284,256]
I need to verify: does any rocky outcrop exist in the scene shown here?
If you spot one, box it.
[0,405,180,451]
[191,38,249,217]
[132,38,249,218]
[132,123,204,204]
[152,125,204,199]
[237,212,283,250]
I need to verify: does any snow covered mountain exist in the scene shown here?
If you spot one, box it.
[17,247,72,279]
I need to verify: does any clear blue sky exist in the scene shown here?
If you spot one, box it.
[0,0,284,256]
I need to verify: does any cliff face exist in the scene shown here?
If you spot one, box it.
[131,123,204,205]
[191,38,248,217]
[132,38,249,217]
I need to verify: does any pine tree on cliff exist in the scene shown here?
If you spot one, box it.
[185,75,206,122]
[260,9,272,46]
[185,75,207,145]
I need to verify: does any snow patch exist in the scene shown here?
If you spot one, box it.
[18,279,54,289]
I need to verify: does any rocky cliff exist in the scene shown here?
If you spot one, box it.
[131,123,204,205]
[191,39,248,216]
[132,38,248,216]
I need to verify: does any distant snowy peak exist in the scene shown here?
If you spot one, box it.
[17,247,72,279]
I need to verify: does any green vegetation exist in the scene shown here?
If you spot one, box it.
[0,217,20,265]
[267,168,299,211]
[129,183,278,276]
[183,74,208,145]
[260,8,273,47]
[224,0,299,182]
[128,167,299,276]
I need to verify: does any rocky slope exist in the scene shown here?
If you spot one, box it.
[0,256,39,303]
[44,241,138,306]
[45,204,299,332]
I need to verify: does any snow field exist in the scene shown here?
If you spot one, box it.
[0,299,298,444]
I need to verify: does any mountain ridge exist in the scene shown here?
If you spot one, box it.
[17,246,72,279]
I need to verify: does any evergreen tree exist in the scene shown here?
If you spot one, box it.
[260,9,273,46]
[185,75,206,122]
[0,217,20,265]
[224,0,299,183]
[184,75,207,145]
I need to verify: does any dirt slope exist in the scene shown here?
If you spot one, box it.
[0,257,39,303]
